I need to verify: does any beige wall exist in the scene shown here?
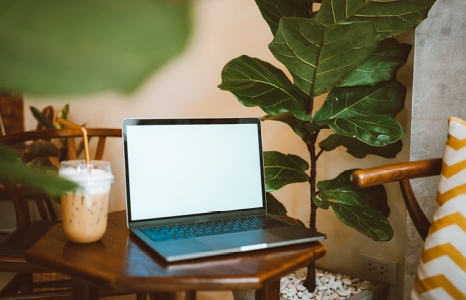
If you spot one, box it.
[23,0,414,299]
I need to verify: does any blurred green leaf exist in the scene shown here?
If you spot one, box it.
[57,104,70,129]
[314,170,393,241]
[219,55,311,121]
[25,157,59,171]
[0,0,191,95]
[30,106,55,129]
[22,140,59,162]
[0,144,78,196]
[261,112,310,142]
[264,151,309,192]
[314,0,436,40]
[337,39,412,87]
[319,135,403,158]
[255,0,309,35]
[269,18,379,97]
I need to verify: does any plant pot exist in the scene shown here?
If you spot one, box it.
[232,268,390,300]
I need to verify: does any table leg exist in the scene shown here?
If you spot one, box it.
[148,291,196,300]
[71,279,99,300]
[255,280,280,300]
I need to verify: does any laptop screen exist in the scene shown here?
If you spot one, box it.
[123,118,266,222]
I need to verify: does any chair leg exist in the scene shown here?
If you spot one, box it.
[0,273,32,296]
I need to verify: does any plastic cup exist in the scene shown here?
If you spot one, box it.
[59,160,114,243]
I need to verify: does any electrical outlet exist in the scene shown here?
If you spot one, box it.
[360,253,398,286]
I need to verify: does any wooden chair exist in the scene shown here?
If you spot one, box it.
[0,128,145,299]
[350,158,442,241]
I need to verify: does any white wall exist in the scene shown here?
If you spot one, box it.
[23,0,414,299]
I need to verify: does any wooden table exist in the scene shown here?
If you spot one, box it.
[26,211,326,300]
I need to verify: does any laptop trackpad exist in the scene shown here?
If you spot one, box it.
[199,231,282,251]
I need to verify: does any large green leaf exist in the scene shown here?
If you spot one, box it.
[269,18,379,97]
[263,151,309,192]
[0,144,78,196]
[0,0,191,95]
[319,116,403,146]
[219,55,311,121]
[314,0,436,40]
[266,192,288,216]
[316,170,389,217]
[319,134,403,158]
[337,39,412,87]
[314,170,393,241]
[314,80,407,121]
[255,0,309,36]
[261,112,310,142]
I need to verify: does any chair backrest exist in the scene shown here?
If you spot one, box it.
[350,158,442,241]
[0,128,122,228]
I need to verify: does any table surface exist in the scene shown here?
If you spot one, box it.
[26,211,326,293]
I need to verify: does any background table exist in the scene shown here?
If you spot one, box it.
[26,211,326,300]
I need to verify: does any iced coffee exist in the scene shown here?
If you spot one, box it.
[59,160,114,243]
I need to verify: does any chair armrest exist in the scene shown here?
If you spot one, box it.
[350,158,442,188]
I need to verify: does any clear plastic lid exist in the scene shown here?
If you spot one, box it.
[59,160,114,184]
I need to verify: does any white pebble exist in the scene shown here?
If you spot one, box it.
[297,285,306,291]
[301,295,311,300]
[351,278,360,283]
[341,278,352,285]
[318,285,328,291]
[337,290,350,296]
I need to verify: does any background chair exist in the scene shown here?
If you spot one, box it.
[350,158,442,241]
[0,128,137,299]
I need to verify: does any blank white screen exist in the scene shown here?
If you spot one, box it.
[126,124,264,221]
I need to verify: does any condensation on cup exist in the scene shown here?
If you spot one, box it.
[59,160,114,243]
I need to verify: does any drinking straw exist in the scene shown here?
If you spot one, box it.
[55,117,90,166]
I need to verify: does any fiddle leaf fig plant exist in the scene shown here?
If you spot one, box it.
[219,0,435,288]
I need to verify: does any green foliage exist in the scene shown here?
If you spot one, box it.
[313,169,393,241]
[0,144,78,196]
[30,106,55,129]
[337,39,412,87]
[219,56,311,121]
[319,135,403,159]
[220,0,435,241]
[255,0,309,35]
[264,151,309,192]
[314,0,436,40]
[269,19,379,97]
[266,192,288,216]
[0,0,191,95]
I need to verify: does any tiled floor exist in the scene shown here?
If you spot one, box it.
[0,272,234,300]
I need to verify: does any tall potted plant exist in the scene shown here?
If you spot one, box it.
[219,0,436,289]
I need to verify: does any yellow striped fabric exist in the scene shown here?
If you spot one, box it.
[410,117,466,300]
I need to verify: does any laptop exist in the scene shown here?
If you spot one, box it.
[122,117,326,262]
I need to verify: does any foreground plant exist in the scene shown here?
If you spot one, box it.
[219,0,436,289]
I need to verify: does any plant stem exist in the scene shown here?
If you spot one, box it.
[303,129,320,291]
[308,130,319,231]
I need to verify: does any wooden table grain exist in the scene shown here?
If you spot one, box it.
[26,211,326,300]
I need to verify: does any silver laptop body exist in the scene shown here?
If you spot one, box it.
[122,118,326,262]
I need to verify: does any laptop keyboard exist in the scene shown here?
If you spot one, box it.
[140,215,292,242]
